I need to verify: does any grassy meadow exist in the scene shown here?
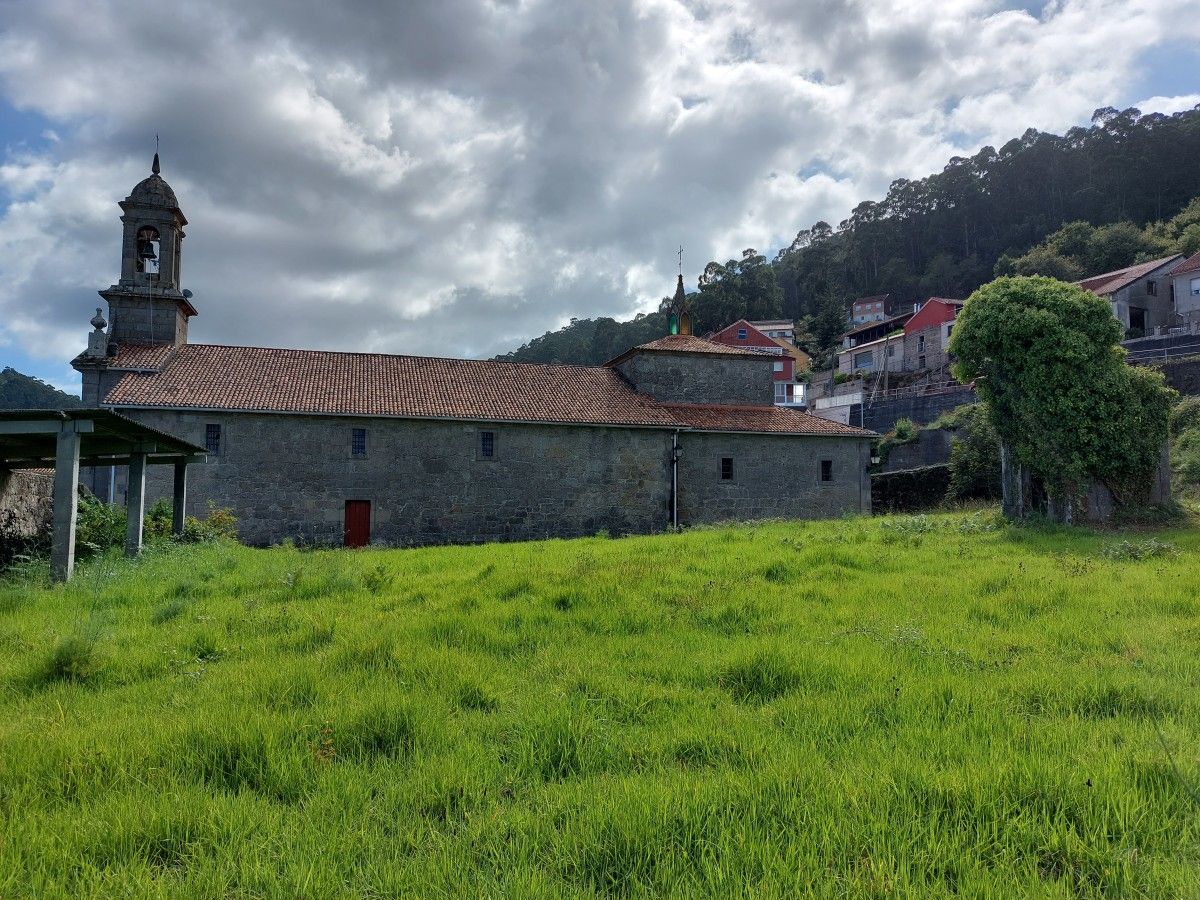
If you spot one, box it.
[1,511,1198,897]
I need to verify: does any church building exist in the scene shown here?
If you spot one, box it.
[73,157,874,547]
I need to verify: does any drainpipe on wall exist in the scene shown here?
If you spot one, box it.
[671,430,681,530]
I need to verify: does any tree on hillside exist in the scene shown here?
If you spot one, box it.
[501,105,1200,366]
[948,277,1175,521]
[0,368,81,410]
[692,249,783,334]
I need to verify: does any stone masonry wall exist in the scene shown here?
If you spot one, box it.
[0,468,53,539]
[122,410,674,546]
[106,408,873,545]
[676,432,871,525]
[615,352,775,405]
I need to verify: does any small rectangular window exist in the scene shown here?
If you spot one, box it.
[205,423,221,455]
[918,334,926,351]
[772,360,784,372]
[720,457,734,480]
[351,428,367,458]
[736,328,747,340]
[1147,280,1157,296]
[820,459,833,482]
[480,430,495,458]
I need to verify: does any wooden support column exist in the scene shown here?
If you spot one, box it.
[172,460,187,536]
[50,427,82,582]
[125,451,147,557]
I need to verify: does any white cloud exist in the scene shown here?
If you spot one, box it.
[1,0,1198,386]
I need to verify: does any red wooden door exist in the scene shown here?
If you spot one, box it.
[344,500,371,548]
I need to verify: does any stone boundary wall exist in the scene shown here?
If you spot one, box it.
[871,465,951,513]
[861,387,978,433]
[1,468,53,565]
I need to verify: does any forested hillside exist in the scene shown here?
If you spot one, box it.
[500,105,1200,365]
[0,368,81,409]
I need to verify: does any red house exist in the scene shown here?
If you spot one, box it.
[707,319,801,404]
[902,298,963,371]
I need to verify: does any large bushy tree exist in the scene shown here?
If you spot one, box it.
[948,277,1175,517]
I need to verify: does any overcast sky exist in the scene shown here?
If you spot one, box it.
[1,0,1198,392]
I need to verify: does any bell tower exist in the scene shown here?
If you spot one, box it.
[99,152,196,347]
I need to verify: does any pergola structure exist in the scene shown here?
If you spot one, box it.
[0,409,206,581]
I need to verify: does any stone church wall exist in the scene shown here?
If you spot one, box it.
[102,408,873,546]
[122,410,675,546]
[676,432,871,525]
[614,353,774,405]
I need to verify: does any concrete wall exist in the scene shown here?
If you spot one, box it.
[1110,268,1176,333]
[614,352,775,405]
[676,431,871,524]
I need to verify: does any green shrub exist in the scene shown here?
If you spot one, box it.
[1169,397,1200,437]
[74,494,125,556]
[1101,539,1177,561]
[1171,427,1200,496]
[945,404,1002,501]
[892,418,917,442]
[40,636,103,683]
[179,504,239,543]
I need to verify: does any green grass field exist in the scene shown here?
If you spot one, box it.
[1,511,1198,897]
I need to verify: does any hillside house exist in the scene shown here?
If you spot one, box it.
[851,294,905,325]
[1168,251,1200,329]
[70,158,874,547]
[1074,255,1183,336]
[706,319,807,405]
[902,298,963,372]
[747,319,797,341]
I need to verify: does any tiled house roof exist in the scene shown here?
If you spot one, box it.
[1075,255,1182,296]
[100,343,872,437]
[1171,251,1200,277]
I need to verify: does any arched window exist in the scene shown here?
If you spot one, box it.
[135,226,160,275]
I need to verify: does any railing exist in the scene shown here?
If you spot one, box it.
[1125,340,1200,364]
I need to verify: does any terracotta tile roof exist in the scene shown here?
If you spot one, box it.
[1075,255,1182,296]
[100,343,872,437]
[631,334,767,356]
[104,342,179,370]
[662,403,874,436]
[1171,251,1200,277]
[103,344,680,427]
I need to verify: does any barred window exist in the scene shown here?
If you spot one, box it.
[205,423,221,455]
[351,428,367,458]
[480,430,495,458]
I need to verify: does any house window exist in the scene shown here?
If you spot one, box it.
[854,350,873,370]
[1147,280,1157,296]
[917,334,926,352]
[204,423,221,455]
[351,428,367,458]
[918,355,926,369]
[887,344,896,357]
[720,457,734,480]
[479,430,495,458]
[820,459,833,482]
[736,328,747,340]
[774,382,789,404]
[1191,277,1200,296]
[772,360,784,372]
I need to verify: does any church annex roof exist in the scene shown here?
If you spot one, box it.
[604,334,769,367]
[100,343,871,437]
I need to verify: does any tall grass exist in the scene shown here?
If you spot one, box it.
[0,512,1197,896]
